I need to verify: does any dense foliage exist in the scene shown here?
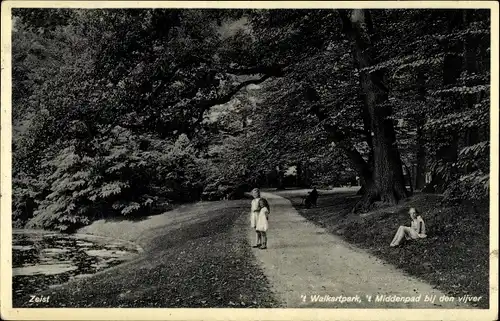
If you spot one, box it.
[12,8,491,230]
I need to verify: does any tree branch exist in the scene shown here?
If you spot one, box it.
[190,74,272,131]
[305,86,372,178]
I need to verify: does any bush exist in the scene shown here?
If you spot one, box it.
[23,129,207,231]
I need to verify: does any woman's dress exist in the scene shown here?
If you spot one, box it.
[255,207,269,232]
[250,198,260,228]
[407,216,427,239]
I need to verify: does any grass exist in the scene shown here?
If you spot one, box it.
[278,189,490,309]
[14,200,279,308]
[77,200,240,249]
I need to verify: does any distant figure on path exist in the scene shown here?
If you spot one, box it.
[390,208,427,247]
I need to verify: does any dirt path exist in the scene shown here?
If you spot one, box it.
[248,192,469,308]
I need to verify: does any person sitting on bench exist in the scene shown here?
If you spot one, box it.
[304,188,319,208]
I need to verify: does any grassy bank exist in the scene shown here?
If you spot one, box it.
[15,200,278,308]
[277,188,490,309]
[77,201,233,250]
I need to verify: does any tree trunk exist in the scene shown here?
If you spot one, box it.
[340,9,409,205]
[333,133,380,211]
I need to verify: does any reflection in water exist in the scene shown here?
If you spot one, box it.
[12,231,139,301]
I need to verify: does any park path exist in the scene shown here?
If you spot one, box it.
[248,192,468,308]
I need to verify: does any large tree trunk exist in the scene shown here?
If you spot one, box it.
[359,99,375,195]
[340,9,409,205]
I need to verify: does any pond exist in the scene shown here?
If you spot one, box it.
[12,230,142,301]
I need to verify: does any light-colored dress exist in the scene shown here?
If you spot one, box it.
[255,207,269,232]
[250,198,260,228]
[390,215,427,247]
[408,216,427,239]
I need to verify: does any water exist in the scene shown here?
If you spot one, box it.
[12,230,141,300]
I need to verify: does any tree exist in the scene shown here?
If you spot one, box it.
[338,9,409,207]
[12,8,490,230]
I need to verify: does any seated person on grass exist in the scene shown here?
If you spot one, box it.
[390,207,427,247]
